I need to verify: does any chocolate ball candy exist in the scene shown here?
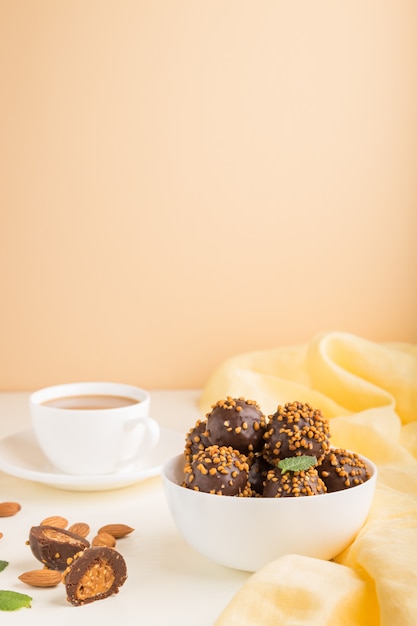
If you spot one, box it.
[184,445,252,496]
[318,448,370,492]
[64,546,127,605]
[206,397,267,454]
[184,419,211,462]
[29,525,90,571]
[263,401,330,465]
[263,466,326,498]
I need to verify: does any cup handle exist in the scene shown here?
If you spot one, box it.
[124,416,160,461]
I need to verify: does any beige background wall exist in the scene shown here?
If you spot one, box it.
[1,1,416,391]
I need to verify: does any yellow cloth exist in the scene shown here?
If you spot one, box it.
[198,332,417,626]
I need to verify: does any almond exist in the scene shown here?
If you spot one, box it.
[97,523,134,538]
[67,522,90,538]
[18,569,63,587]
[0,502,21,517]
[92,532,116,548]
[40,515,68,528]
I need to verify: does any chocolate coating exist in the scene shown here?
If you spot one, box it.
[64,546,127,606]
[184,419,211,462]
[318,448,370,492]
[247,454,270,496]
[29,526,90,571]
[206,397,267,454]
[263,401,330,465]
[263,466,326,498]
[184,445,252,496]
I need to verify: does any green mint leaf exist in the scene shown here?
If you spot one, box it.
[278,455,317,474]
[0,590,32,611]
[0,561,8,573]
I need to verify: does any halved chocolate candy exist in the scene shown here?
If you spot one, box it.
[64,546,127,605]
[29,525,90,570]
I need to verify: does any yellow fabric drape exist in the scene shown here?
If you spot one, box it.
[199,332,417,626]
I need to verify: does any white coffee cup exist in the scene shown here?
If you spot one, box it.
[29,382,160,476]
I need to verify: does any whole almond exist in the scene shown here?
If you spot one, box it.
[98,523,134,538]
[40,515,68,528]
[18,569,63,587]
[0,502,21,517]
[67,522,90,538]
[92,532,116,548]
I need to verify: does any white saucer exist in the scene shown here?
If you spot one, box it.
[0,427,184,491]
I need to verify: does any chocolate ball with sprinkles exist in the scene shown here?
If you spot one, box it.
[184,445,252,496]
[318,448,370,492]
[263,401,330,466]
[263,464,327,498]
[206,397,267,455]
[184,419,211,462]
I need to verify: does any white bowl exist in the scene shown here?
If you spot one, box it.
[162,453,377,572]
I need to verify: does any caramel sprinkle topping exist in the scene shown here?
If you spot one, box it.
[209,396,262,412]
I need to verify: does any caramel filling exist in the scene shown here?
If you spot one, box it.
[75,560,115,600]
[43,528,84,545]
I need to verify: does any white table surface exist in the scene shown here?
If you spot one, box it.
[0,390,250,625]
